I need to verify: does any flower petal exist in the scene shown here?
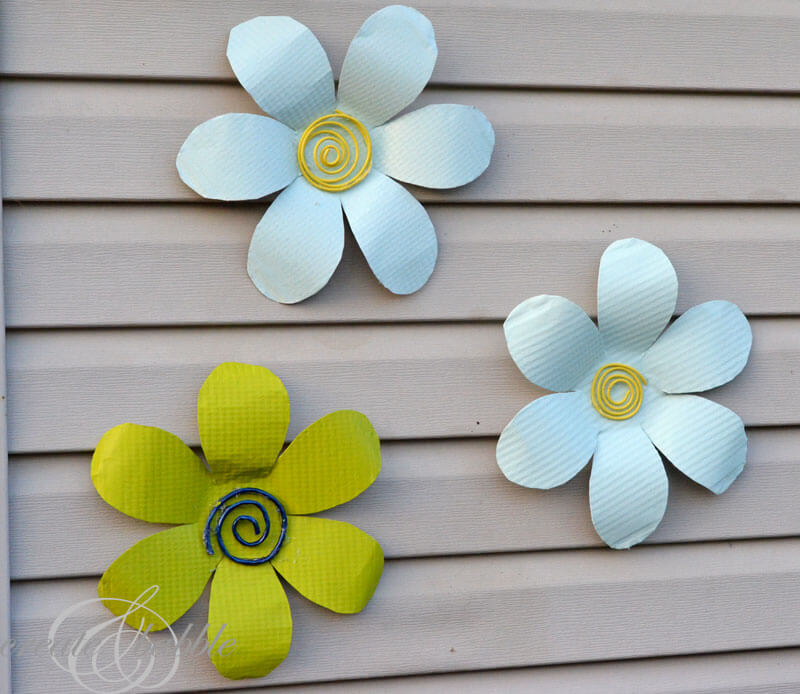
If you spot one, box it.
[642,301,752,393]
[504,295,603,392]
[176,113,298,201]
[264,410,380,514]
[336,6,437,126]
[340,171,437,294]
[643,395,746,494]
[198,363,290,481]
[98,523,218,631]
[271,516,383,614]
[597,238,678,357]
[497,392,598,489]
[371,104,494,189]
[92,423,211,524]
[247,177,344,303]
[589,426,668,549]
[227,16,335,130]
[208,559,291,679]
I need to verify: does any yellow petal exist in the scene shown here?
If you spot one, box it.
[92,423,212,523]
[98,523,218,631]
[198,363,290,481]
[265,410,380,514]
[208,559,292,679]
[272,515,383,614]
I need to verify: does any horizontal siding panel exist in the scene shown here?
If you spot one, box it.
[11,539,800,691]
[2,1,800,93]
[4,82,800,202]
[7,319,798,453]
[228,648,800,694]
[9,428,800,580]
[6,204,800,327]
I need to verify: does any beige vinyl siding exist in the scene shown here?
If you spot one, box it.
[0,139,10,693]
[210,649,800,694]
[11,540,800,693]
[5,83,800,203]
[9,428,800,581]
[3,1,800,692]
[5,205,800,327]
[3,1,800,92]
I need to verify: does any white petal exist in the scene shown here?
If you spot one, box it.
[247,177,343,303]
[497,392,598,489]
[643,395,746,494]
[340,171,437,294]
[504,295,602,392]
[597,238,678,357]
[589,426,668,549]
[642,301,752,393]
[227,16,335,130]
[371,104,494,189]
[336,6,437,127]
[176,114,298,201]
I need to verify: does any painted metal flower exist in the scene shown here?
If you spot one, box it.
[496,238,752,549]
[176,6,494,303]
[92,363,383,679]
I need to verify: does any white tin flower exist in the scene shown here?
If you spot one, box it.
[177,6,495,303]
[497,238,753,549]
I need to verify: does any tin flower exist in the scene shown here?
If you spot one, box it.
[92,363,383,679]
[496,238,752,549]
[176,6,494,303]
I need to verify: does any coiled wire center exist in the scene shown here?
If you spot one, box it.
[297,111,372,192]
[591,363,647,420]
[203,487,287,565]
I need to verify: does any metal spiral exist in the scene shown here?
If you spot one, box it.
[591,363,647,420]
[203,488,287,565]
[297,111,372,192]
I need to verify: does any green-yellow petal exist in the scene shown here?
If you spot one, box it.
[208,559,292,679]
[198,362,290,481]
[264,410,380,514]
[272,515,383,614]
[92,423,212,523]
[98,523,218,631]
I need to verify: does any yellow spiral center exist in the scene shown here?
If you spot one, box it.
[297,111,372,192]
[591,363,647,420]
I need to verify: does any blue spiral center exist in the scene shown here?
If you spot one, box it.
[203,488,287,565]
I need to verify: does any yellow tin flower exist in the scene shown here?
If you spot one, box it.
[91,362,383,679]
